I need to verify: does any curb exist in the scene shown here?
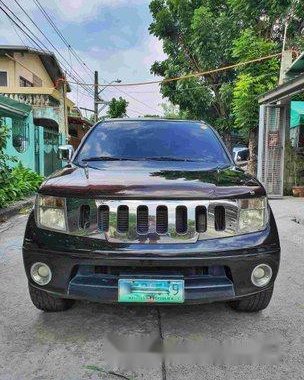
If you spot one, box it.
[0,196,36,221]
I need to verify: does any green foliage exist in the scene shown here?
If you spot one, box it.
[232,29,280,132]
[284,141,304,193]
[149,0,240,132]
[106,97,129,118]
[149,0,304,135]
[0,162,43,208]
[161,103,188,119]
[0,123,43,209]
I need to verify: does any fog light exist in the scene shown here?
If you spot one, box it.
[30,262,52,286]
[251,264,272,287]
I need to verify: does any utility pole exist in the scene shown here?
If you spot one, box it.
[93,72,121,122]
[62,74,68,141]
[94,70,99,123]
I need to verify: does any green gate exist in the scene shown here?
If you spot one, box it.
[43,127,62,176]
[34,125,41,174]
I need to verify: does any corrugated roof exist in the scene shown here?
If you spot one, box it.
[259,72,304,104]
[0,94,32,117]
[285,52,304,78]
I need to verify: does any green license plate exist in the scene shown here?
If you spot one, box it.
[118,279,184,303]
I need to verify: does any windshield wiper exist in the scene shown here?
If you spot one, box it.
[144,156,196,162]
[81,156,138,162]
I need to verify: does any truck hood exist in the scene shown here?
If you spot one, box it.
[39,161,265,199]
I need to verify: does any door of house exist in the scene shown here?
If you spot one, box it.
[43,126,61,176]
[34,125,41,174]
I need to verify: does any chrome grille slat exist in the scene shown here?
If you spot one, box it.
[117,205,129,233]
[196,206,207,233]
[98,205,109,232]
[214,205,226,231]
[137,206,149,234]
[156,206,168,234]
[176,206,187,234]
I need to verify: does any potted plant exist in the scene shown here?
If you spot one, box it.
[291,149,304,197]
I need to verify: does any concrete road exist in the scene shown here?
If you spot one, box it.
[0,198,304,380]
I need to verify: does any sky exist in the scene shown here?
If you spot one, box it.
[0,0,167,118]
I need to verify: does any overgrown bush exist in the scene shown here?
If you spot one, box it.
[0,124,43,209]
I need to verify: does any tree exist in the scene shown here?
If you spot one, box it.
[106,97,128,118]
[149,0,241,151]
[232,30,280,174]
[161,102,188,119]
[149,0,304,174]
[230,0,304,174]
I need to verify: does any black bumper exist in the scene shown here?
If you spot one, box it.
[23,211,280,305]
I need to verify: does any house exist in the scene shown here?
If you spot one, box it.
[0,94,65,176]
[68,107,92,150]
[258,51,304,197]
[0,45,92,176]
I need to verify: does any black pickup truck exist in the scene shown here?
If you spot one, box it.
[23,119,280,312]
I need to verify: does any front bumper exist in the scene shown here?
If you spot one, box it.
[23,211,280,305]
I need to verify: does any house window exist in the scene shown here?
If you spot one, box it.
[12,118,29,153]
[0,71,8,86]
[19,76,33,87]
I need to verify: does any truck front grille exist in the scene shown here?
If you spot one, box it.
[65,199,240,243]
[85,199,239,243]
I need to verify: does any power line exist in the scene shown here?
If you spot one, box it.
[0,0,94,98]
[31,0,160,112]
[0,1,49,52]
[112,86,161,114]
[33,0,94,79]
[66,52,283,88]
[20,0,94,96]
[0,0,90,92]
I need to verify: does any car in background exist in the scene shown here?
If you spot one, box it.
[233,146,249,169]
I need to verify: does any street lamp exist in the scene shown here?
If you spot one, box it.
[98,79,121,95]
[94,78,122,121]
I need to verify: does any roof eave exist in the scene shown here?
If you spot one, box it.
[259,73,304,104]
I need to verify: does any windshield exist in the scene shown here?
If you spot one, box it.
[75,120,231,166]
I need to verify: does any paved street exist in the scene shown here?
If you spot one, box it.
[0,198,304,380]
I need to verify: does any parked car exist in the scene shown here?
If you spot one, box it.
[233,145,249,161]
[23,119,280,312]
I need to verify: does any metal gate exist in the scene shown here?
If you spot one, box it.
[257,104,288,197]
[43,127,61,176]
[34,125,41,174]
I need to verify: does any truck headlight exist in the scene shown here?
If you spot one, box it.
[238,197,267,233]
[36,195,67,231]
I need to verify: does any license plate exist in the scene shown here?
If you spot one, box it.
[118,279,184,303]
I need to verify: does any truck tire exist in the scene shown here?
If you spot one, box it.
[229,287,273,312]
[29,283,75,312]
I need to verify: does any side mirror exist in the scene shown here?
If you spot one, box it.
[58,145,74,162]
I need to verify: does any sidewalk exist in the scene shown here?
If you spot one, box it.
[0,196,35,222]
